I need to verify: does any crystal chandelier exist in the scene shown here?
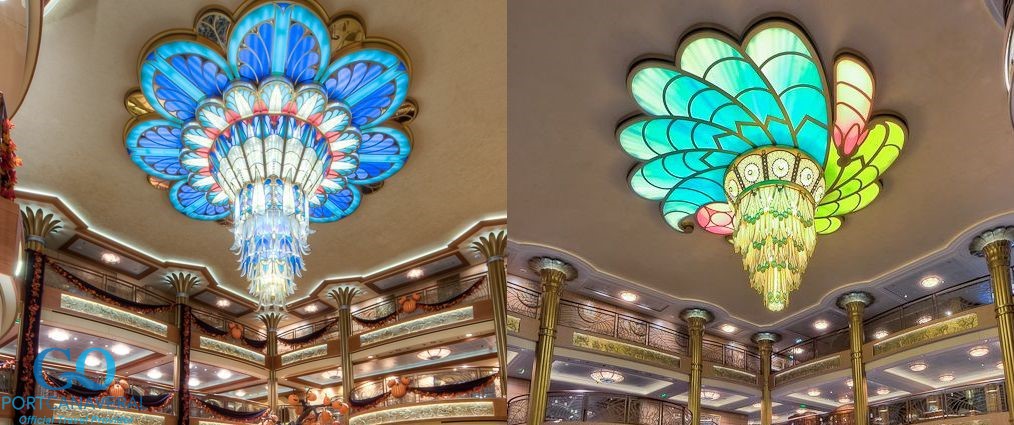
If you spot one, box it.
[124,2,413,309]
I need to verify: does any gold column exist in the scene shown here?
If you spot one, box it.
[471,231,508,397]
[526,257,577,425]
[21,207,61,252]
[680,308,713,425]
[165,272,199,422]
[971,227,1014,425]
[837,292,873,425]
[329,286,360,425]
[752,332,780,425]
[258,310,285,417]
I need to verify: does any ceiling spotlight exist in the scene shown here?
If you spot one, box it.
[795,408,808,415]
[720,324,737,334]
[406,268,424,279]
[969,346,990,358]
[111,343,131,356]
[188,377,201,387]
[806,389,821,397]
[216,299,231,308]
[837,396,851,404]
[100,252,122,264]
[216,369,233,379]
[701,390,721,400]
[84,356,101,367]
[619,291,639,302]
[305,304,319,313]
[235,390,246,397]
[916,315,933,325]
[792,347,804,355]
[920,276,942,288]
[752,402,762,408]
[813,320,829,330]
[417,347,452,361]
[465,333,473,338]
[938,374,955,382]
[909,362,928,372]
[589,369,624,384]
[998,362,1005,370]
[47,328,70,342]
[146,369,163,380]
[873,330,889,339]
[876,388,890,396]
[846,378,854,388]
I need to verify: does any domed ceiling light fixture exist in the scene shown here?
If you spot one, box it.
[417,347,452,361]
[124,0,415,309]
[589,369,624,385]
[617,18,907,311]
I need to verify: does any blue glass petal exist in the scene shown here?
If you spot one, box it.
[227,2,330,84]
[309,187,362,223]
[322,49,409,128]
[169,180,231,220]
[348,126,411,184]
[125,119,188,181]
[140,41,231,123]
[660,169,727,232]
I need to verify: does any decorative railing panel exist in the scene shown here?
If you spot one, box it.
[351,367,499,412]
[508,392,690,425]
[190,393,269,421]
[45,259,174,324]
[192,309,267,341]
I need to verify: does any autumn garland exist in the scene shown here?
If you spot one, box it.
[348,372,499,411]
[0,96,20,201]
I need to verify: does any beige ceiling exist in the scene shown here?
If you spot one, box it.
[14,0,505,301]
[507,0,1014,323]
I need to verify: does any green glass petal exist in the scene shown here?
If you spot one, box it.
[815,217,842,234]
[629,150,738,200]
[818,117,905,217]
[617,117,757,161]
[661,168,727,232]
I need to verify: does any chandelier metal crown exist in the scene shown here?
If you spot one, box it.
[125,0,414,308]
[618,18,906,311]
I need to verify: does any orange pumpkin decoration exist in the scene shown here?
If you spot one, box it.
[399,296,417,313]
[321,394,331,406]
[228,323,244,339]
[400,377,411,386]
[330,398,344,410]
[318,410,333,425]
[306,390,318,402]
[107,380,126,397]
[390,377,409,398]
[287,394,300,405]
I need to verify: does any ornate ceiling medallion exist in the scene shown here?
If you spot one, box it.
[124,1,415,309]
[617,18,906,311]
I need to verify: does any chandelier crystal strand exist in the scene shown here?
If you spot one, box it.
[732,184,816,311]
[233,178,313,307]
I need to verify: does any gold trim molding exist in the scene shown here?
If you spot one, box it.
[60,294,167,336]
[199,336,265,363]
[712,365,757,385]
[53,405,164,425]
[360,306,474,346]
[507,315,521,333]
[873,313,979,356]
[572,332,680,368]
[774,356,841,385]
[349,401,494,425]
[280,343,328,365]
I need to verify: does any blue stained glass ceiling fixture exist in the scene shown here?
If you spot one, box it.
[124,0,415,309]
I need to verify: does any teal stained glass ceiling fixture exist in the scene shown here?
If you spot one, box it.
[123,0,416,308]
[617,18,907,311]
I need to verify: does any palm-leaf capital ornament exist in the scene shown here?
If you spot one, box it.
[618,18,906,311]
[123,0,414,308]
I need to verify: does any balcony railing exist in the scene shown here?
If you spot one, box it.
[192,308,267,341]
[351,367,500,412]
[277,273,489,350]
[0,358,13,394]
[35,380,176,416]
[507,391,691,425]
[508,283,764,373]
[44,258,175,324]
[191,392,269,421]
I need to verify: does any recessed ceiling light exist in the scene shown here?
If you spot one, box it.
[752,402,762,408]
[320,370,340,380]
[969,346,990,357]
[701,390,721,400]
[589,369,624,384]
[720,324,737,334]
[417,347,452,361]
[795,408,807,415]
[619,291,638,302]
[406,268,424,279]
[806,389,821,397]
[216,369,233,379]
[846,378,853,388]
[235,390,246,397]
[111,343,131,356]
[876,388,890,396]
[146,369,163,380]
[84,356,101,367]
[916,315,933,324]
[998,362,1005,370]
[48,328,70,342]
[920,276,942,288]
[465,333,473,338]
[873,329,889,339]
[216,299,231,308]
[938,374,955,382]
[188,377,201,387]
[837,396,851,404]
[792,347,804,355]
[305,304,319,313]
[367,355,374,359]
[813,320,829,330]
[100,252,121,264]
[909,362,928,372]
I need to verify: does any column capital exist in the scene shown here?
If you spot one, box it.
[21,207,61,251]
[528,256,577,281]
[471,231,507,263]
[752,332,781,345]
[164,272,200,299]
[836,291,874,310]
[971,226,1014,256]
[679,308,714,325]
[328,286,361,310]
[256,310,286,332]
